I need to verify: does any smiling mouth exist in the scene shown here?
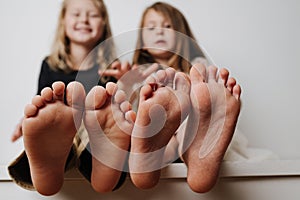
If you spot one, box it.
[76,27,92,33]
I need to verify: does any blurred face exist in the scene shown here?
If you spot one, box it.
[142,9,176,62]
[64,0,105,48]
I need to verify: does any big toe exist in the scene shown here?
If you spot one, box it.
[85,85,107,110]
[190,63,206,84]
[66,81,86,109]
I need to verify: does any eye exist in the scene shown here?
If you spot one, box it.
[145,26,155,31]
[164,24,172,29]
[72,12,80,17]
[89,13,101,18]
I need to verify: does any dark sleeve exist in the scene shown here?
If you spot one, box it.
[37,59,52,95]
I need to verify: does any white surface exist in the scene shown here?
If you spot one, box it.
[1,178,300,200]
[1,163,300,200]
[2,178,300,200]
[2,160,300,181]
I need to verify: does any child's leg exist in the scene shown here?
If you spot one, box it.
[84,82,136,193]
[181,64,241,193]
[23,81,85,196]
[129,68,191,189]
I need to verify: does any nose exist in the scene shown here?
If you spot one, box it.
[155,27,164,35]
[79,13,88,23]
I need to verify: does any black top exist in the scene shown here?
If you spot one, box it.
[37,57,114,95]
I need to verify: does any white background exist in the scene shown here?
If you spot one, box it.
[0,0,299,167]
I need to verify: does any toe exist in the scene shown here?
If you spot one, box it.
[52,81,66,101]
[207,65,218,83]
[31,95,45,108]
[114,90,127,104]
[120,101,132,113]
[226,77,236,93]
[106,82,118,96]
[66,81,86,109]
[145,73,157,84]
[140,84,154,101]
[24,104,38,118]
[165,68,176,87]
[40,87,54,102]
[85,86,106,110]
[174,72,191,93]
[218,68,229,85]
[156,70,168,86]
[125,110,136,123]
[190,63,206,84]
[233,84,241,100]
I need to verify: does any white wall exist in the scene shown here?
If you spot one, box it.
[1,0,300,168]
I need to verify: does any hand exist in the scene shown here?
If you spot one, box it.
[11,117,24,142]
[120,63,160,84]
[98,61,131,80]
[117,63,160,91]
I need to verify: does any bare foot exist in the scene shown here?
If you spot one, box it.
[181,64,241,193]
[22,81,85,196]
[84,82,136,193]
[129,68,191,189]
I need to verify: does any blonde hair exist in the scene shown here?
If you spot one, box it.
[133,2,205,73]
[47,0,115,72]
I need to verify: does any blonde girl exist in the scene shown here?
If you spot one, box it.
[8,0,125,195]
